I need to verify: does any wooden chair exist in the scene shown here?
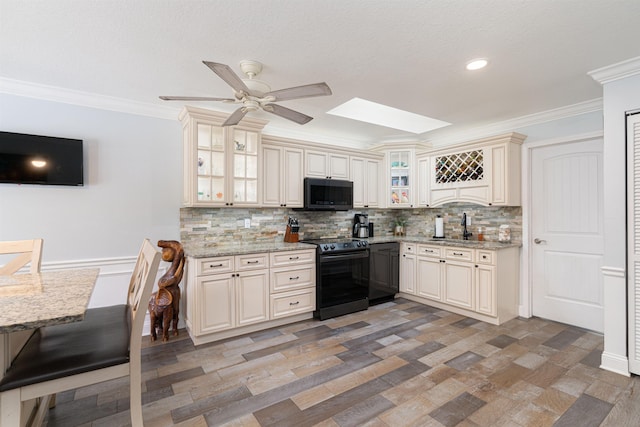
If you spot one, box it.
[0,238,161,427]
[0,239,43,275]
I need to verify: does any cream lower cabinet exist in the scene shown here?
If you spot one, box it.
[399,243,416,294]
[186,249,316,345]
[416,245,443,300]
[400,244,519,325]
[194,254,269,336]
[443,247,475,310]
[270,249,316,318]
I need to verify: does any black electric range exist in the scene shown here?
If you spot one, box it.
[301,238,370,320]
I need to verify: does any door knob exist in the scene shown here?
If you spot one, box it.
[534,238,546,244]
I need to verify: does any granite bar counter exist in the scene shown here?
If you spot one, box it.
[0,268,100,333]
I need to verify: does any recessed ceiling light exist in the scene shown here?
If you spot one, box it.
[327,98,451,134]
[466,58,488,71]
[31,159,47,168]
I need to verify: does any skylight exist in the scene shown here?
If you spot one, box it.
[327,98,451,134]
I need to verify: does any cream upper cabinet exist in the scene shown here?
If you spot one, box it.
[180,106,267,207]
[387,149,415,208]
[305,150,349,179]
[262,141,304,208]
[417,155,431,207]
[428,132,525,207]
[351,156,382,208]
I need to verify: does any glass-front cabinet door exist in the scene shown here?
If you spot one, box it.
[181,106,266,207]
[231,129,259,205]
[197,123,225,203]
[389,150,412,207]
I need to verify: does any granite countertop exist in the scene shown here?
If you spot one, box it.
[0,268,100,333]
[364,236,522,250]
[184,241,317,258]
[185,236,520,258]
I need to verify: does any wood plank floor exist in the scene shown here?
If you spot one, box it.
[43,298,640,426]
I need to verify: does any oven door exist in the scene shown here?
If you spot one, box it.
[318,250,369,309]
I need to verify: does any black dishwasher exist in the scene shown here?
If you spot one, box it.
[368,242,399,305]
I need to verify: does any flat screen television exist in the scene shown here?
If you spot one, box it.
[0,131,84,186]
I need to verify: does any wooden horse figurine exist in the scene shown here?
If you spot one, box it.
[149,240,185,342]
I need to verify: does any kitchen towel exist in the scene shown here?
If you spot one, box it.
[435,216,444,238]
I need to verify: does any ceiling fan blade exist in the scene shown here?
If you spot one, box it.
[159,96,235,102]
[264,103,313,125]
[203,61,251,95]
[222,107,248,126]
[266,82,332,102]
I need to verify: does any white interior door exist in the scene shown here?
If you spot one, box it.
[531,138,604,332]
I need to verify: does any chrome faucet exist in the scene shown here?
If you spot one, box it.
[461,213,472,240]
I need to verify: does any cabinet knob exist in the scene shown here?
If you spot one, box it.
[289,256,299,260]
[211,263,223,268]
[289,301,300,306]
[289,276,300,281]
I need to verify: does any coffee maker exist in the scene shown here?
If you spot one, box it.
[353,213,370,238]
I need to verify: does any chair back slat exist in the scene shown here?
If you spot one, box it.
[0,239,43,275]
[128,239,161,349]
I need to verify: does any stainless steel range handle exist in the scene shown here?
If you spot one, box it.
[534,238,547,244]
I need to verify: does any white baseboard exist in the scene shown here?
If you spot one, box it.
[600,351,630,377]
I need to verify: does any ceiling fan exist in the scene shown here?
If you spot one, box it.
[160,60,332,126]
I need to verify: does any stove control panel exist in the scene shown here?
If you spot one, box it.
[316,239,368,254]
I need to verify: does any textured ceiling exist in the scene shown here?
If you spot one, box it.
[1,0,639,146]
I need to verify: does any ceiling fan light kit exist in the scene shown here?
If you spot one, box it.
[160,60,332,126]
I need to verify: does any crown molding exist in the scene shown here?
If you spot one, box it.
[1,77,604,149]
[0,77,181,121]
[424,98,603,147]
[588,56,640,85]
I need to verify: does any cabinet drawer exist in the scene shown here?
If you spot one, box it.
[271,288,315,319]
[270,249,315,267]
[402,243,416,254]
[417,244,442,258]
[271,265,315,293]
[476,250,495,265]
[235,253,269,271]
[197,256,234,275]
[445,248,474,262]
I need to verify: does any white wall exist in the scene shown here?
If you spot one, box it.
[0,94,182,307]
[600,73,640,375]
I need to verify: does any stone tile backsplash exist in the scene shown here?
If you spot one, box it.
[180,204,521,245]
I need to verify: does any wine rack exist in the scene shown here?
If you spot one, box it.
[435,149,484,184]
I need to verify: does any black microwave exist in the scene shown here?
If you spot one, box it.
[303,178,353,211]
